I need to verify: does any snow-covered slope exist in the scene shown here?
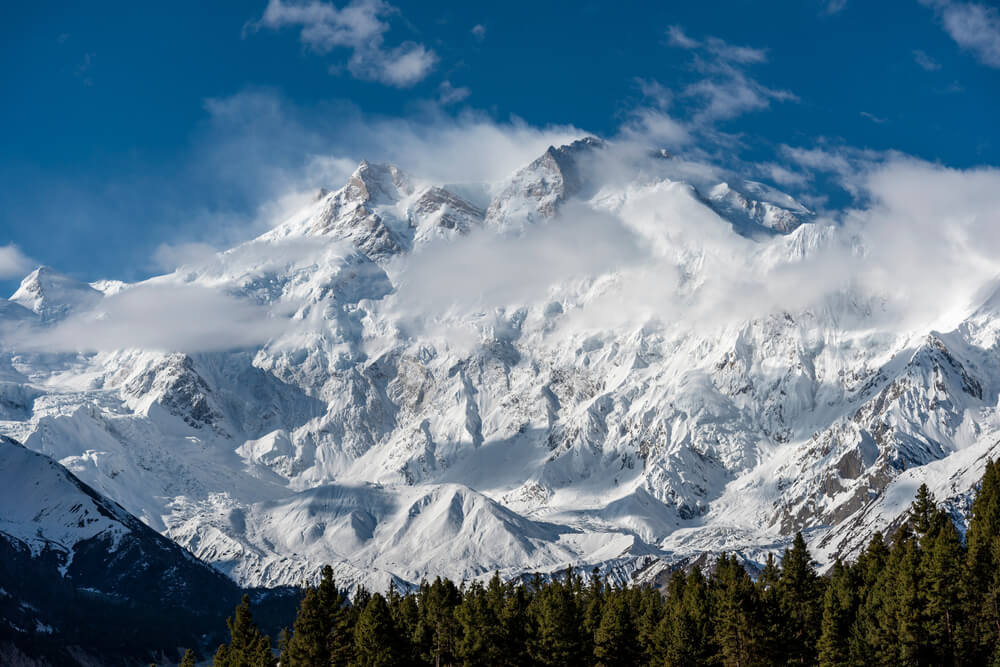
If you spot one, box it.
[0,435,251,650]
[10,267,102,322]
[0,138,995,591]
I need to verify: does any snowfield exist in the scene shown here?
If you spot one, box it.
[2,138,999,590]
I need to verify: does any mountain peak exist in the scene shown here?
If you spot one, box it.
[485,136,605,226]
[10,265,102,322]
[346,161,411,206]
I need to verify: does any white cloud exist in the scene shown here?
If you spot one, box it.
[634,78,677,113]
[249,0,437,86]
[912,49,942,70]
[151,242,219,272]
[0,245,34,280]
[438,80,471,105]
[471,24,486,40]
[761,163,811,188]
[780,144,853,175]
[202,90,585,186]
[391,204,645,318]
[860,111,887,124]
[18,285,290,353]
[777,143,890,196]
[666,25,700,49]
[686,73,796,122]
[921,0,1000,68]
[846,158,1000,328]
[620,108,693,147]
[665,27,795,124]
[825,0,848,14]
[667,27,767,63]
[704,37,768,64]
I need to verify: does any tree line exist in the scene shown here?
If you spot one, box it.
[198,459,1000,666]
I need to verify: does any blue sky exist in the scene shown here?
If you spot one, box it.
[1,0,999,294]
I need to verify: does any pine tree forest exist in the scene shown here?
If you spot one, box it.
[196,460,1000,667]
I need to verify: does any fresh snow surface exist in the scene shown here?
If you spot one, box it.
[1,138,998,590]
[0,436,130,566]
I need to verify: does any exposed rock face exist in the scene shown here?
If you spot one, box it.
[0,138,992,594]
[0,436,297,664]
[486,137,604,227]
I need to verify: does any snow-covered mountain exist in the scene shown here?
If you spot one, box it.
[2,137,998,591]
[0,435,279,662]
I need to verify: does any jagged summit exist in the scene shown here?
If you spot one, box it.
[345,160,411,206]
[485,136,605,227]
[706,181,813,235]
[0,139,991,594]
[9,265,102,322]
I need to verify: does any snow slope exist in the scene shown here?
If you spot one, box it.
[1,138,997,590]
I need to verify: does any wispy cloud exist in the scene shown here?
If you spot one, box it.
[912,49,942,70]
[634,78,673,110]
[921,0,1000,68]
[150,242,219,272]
[247,0,437,86]
[760,163,811,188]
[437,80,470,105]
[667,27,767,63]
[666,25,700,50]
[470,24,486,41]
[778,143,885,195]
[0,245,34,280]
[824,0,848,15]
[860,111,887,124]
[76,52,95,87]
[665,26,796,124]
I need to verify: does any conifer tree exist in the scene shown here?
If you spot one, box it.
[498,580,532,667]
[777,533,823,665]
[283,587,329,667]
[817,559,856,667]
[414,577,461,667]
[455,580,503,666]
[923,510,965,665]
[755,552,784,663]
[635,587,664,664]
[891,533,925,665]
[593,588,638,667]
[351,593,400,667]
[388,582,420,665]
[966,458,1000,663]
[213,595,274,667]
[908,483,937,542]
[581,568,604,659]
[712,554,763,667]
[528,577,585,667]
[653,566,715,666]
[180,649,196,667]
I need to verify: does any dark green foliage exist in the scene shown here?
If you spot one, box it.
[777,532,824,664]
[247,462,1000,667]
[592,587,639,667]
[528,572,586,667]
[283,588,328,666]
[352,593,401,667]
[180,649,197,667]
[967,459,1000,663]
[817,560,855,667]
[213,594,274,667]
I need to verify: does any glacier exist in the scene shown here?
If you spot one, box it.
[2,137,999,591]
